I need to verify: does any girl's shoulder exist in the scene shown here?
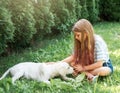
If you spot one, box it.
[94,34,107,47]
[94,34,105,43]
[94,34,104,41]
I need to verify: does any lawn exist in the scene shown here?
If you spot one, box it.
[0,22,120,93]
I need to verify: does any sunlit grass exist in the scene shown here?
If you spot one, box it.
[110,49,120,58]
[100,85,120,93]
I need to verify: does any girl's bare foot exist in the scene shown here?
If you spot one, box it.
[85,72,99,83]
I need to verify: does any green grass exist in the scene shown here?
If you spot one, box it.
[0,22,120,93]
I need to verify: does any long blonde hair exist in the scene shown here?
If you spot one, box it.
[73,19,95,66]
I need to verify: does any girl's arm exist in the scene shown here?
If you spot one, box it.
[74,60,104,72]
[61,55,74,63]
[84,60,104,71]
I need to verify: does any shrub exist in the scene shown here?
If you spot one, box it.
[0,0,15,54]
[63,0,78,30]
[33,0,55,39]
[99,0,120,21]
[79,0,100,23]
[80,0,89,19]
[75,0,82,19]
[49,0,77,33]
[87,0,100,23]
[8,0,36,47]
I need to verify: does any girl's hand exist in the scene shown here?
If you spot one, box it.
[74,64,83,72]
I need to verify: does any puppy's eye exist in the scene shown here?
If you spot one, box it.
[67,67,70,69]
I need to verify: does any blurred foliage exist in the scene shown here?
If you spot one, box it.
[0,0,15,54]
[99,0,120,21]
[8,0,36,46]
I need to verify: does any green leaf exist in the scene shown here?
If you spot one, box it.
[75,73,85,82]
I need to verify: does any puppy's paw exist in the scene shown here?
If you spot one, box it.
[43,80,50,84]
[68,78,75,82]
[63,77,75,82]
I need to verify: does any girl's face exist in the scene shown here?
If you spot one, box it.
[74,32,81,41]
[74,32,87,42]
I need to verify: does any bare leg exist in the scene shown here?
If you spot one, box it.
[83,72,99,83]
[83,67,111,82]
[89,67,111,76]
[84,72,94,80]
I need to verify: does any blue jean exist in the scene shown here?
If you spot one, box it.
[103,59,113,73]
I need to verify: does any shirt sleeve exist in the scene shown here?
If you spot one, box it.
[94,35,109,62]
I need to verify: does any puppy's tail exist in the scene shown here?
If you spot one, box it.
[0,68,10,80]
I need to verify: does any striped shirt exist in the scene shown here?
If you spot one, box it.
[94,35,110,63]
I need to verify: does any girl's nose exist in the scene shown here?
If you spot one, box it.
[75,36,78,39]
[75,35,79,39]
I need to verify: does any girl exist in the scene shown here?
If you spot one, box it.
[62,19,113,82]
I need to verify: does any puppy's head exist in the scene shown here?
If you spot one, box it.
[58,62,74,75]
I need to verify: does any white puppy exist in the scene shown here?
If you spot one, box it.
[0,61,74,84]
